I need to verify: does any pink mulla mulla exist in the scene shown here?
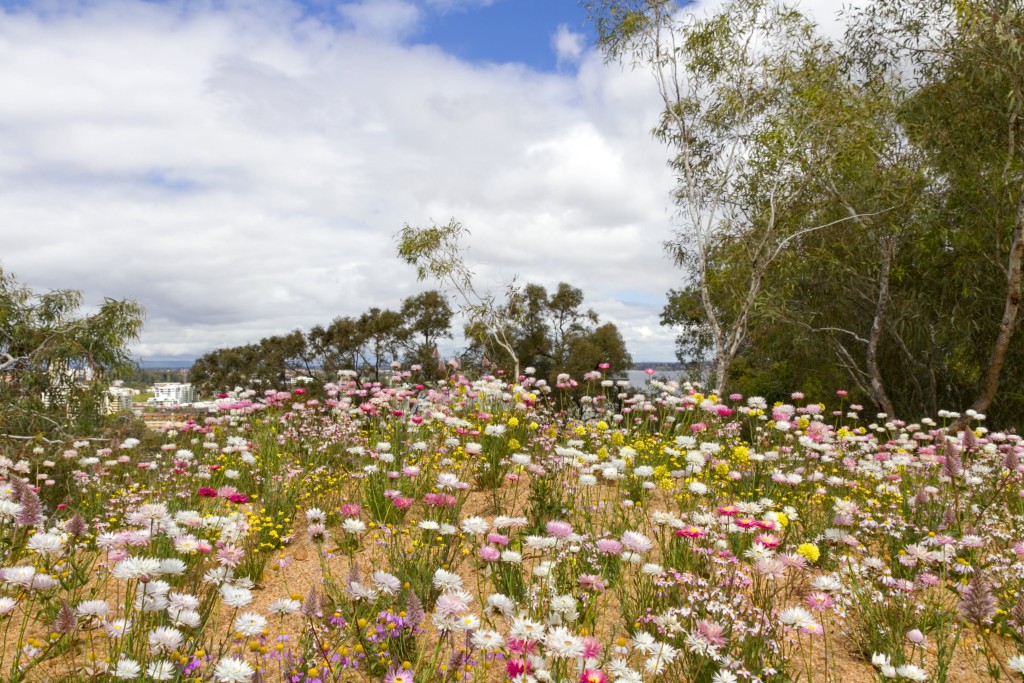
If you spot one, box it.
[596,539,622,555]
[479,546,500,562]
[779,553,808,570]
[696,619,727,647]
[690,423,707,432]
[581,636,602,660]
[435,592,470,617]
[216,544,244,569]
[806,592,835,611]
[620,531,654,553]
[546,521,573,539]
[487,533,510,546]
[215,486,237,498]
[893,579,916,593]
[578,574,607,593]
[392,497,413,509]
[799,622,824,636]
[755,558,787,581]
[340,504,361,517]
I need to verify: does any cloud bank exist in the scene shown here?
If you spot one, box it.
[0,0,846,363]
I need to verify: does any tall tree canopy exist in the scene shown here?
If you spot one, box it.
[592,0,1024,423]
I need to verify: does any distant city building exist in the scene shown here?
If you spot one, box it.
[106,384,136,414]
[152,382,196,405]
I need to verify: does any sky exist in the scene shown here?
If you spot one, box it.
[0,0,847,364]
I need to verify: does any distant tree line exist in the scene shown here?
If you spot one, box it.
[189,285,631,397]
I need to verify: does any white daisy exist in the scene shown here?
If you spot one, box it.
[148,626,184,654]
[146,660,176,681]
[233,612,267,637]
[213,656,255,683]
[112,658,141,679]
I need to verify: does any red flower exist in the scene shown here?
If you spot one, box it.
[197,487,217,498]
[228,494,248,504]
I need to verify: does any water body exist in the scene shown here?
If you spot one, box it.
[625,369,690,389]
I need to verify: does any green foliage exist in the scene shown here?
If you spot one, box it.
[501,282,632,384]
[0,268,144,440]
[593,0,1024,423]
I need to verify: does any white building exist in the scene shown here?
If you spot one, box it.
[152,382,196,405]
[106,385,136,414]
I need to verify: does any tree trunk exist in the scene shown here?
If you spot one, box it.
[867,240,896,418]
[714,354,730,396]
[966,180,1024,417]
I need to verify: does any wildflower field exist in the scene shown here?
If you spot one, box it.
[2,369,1024,683]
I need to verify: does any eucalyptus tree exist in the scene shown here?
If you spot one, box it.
[399,289,453,373]
[588,0,875,394]
[396,219,524,380]
[0,269,144,441]
[846,0,1024,422]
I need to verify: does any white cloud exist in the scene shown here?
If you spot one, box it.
[0,0,851,364]
[338,0,422,39]
[552,23,584,64]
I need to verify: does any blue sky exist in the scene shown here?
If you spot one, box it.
[291,0,597,71]
[409,1,594,71]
